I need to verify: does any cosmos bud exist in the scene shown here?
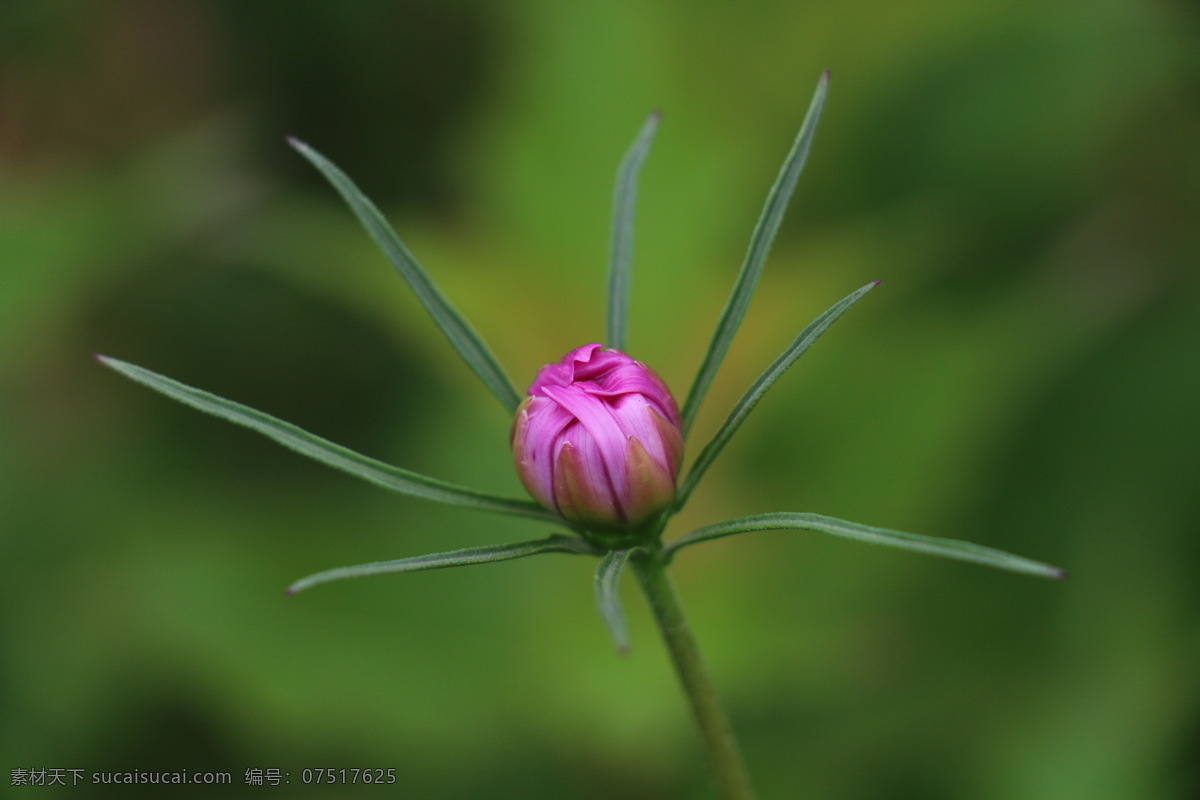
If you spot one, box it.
[512,344,683,539]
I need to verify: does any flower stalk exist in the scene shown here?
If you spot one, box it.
[632,550,757,800]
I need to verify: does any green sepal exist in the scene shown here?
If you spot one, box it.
[95,355,557,522]
[676,280,878,507]
[663,512,1066,579]
[288,137,522,414]
[287,534,598,595]
[680,71,830,435]
[593,547,646,654]
[606,111,660,353]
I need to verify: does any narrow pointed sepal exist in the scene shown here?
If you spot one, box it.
[286,535,598,595]
[95,355,558,522]
[680,71,830,434]
[663,512,1065,579]
[606,110,661,353]
[676,280,879,506]
[287,137,522,413]
[593,547,645,654]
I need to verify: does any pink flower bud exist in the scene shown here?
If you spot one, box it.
[512,344,684,537]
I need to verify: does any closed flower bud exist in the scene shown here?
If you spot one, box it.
[512,344,683,540]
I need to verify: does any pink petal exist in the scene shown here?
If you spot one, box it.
[541,383,632,504]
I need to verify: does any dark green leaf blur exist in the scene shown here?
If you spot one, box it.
[2,2,1197,798]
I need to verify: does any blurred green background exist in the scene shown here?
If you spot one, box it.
[3,1,1198,798]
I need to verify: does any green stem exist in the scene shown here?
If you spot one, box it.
[632,552,757,800]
